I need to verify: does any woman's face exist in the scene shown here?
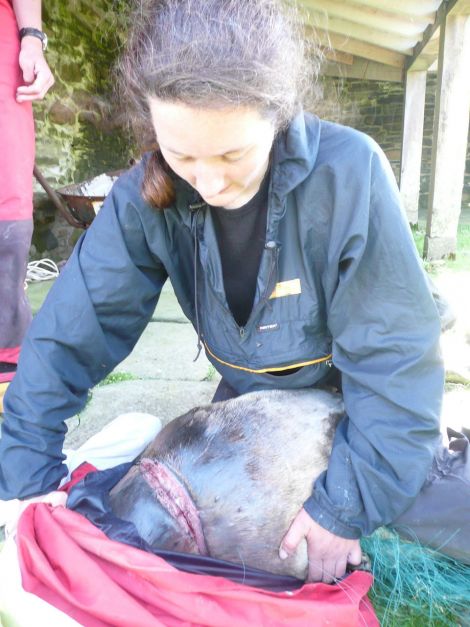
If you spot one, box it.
[148,98,276,209]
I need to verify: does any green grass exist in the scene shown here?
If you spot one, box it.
[203,365,217,382]
[27,279,54,315]
[97,371,139,386]
[412,223,470,273]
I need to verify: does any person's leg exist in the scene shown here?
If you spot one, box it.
[390,430,470,564]
[0,220,34,382]
[0,0,35,382]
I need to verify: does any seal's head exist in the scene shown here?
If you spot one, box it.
[109,389,344,579]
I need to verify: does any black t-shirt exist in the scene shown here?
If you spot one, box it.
[210,172,270,327]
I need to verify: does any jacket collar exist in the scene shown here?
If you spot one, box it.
[270,111,321,199]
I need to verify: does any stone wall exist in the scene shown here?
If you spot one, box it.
[320,75,470,217]
[31,0,133,261]
[319,78,404,175]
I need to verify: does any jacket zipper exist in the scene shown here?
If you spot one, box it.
[188,201,207,361]
[203,341,333,374]
[237,240,279,341]
[189,200,279,343]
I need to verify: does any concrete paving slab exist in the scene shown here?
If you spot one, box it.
[118,320,217,382]
[442,387,470,435]
[434,270,470,434]
[64,379,219,448]
[64,279,221,448]
[151,282,188,323]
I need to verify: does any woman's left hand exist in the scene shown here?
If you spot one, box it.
[16,37,54,103]
[279,508,362,583]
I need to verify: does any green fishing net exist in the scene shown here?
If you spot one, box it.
[362,529,470,626]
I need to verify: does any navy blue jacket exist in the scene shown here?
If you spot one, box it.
[0,113,444,538]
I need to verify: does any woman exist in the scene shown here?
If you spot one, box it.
[0,0,448,582]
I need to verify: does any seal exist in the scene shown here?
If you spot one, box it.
[108,388,344,579]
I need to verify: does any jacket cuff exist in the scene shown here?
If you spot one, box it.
[303,493,362,540]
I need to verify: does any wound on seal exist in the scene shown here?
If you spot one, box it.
[139,458,208,555]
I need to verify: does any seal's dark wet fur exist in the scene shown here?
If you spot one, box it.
[109,389,344,579]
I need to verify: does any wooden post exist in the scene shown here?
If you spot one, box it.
[424,13,470,260]
[400,70,427,225]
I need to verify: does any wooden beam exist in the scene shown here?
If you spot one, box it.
[310,28,407,68]
[449,0,470,15]
[424,14,470,260]
[323,57,403,82]
[410,53,439,71]
[323,48,354,65]
[301,0,433,36]
[338,0,442,18]
[400,70,427,224]
[408,33,441,70]
[306,11,419,53]
[406,0,459,70]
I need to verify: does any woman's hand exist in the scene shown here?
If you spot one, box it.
[16,37,54,103]
[0,491,67,538]
[279,508,362,583]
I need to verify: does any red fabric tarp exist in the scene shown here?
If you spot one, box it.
[16,502,378,627]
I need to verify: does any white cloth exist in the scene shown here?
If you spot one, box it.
[63,411,163,478]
